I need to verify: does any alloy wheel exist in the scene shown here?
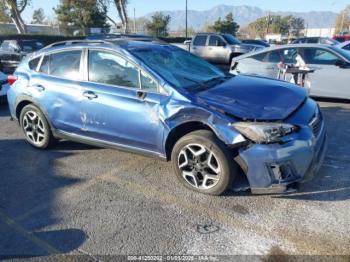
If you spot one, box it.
[177,144,221,190]
[22,110,46,145]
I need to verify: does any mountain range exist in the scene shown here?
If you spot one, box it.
[144,5,338,31]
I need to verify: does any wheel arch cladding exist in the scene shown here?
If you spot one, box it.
[162,106,246,160]
[16,100,33,120]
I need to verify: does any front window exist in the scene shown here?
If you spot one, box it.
[222,34,241,45]
[88,50,140,88]
[209,36,225,46]
[50,50,82,79]
[130,47,225,89]
[301,48,339,65]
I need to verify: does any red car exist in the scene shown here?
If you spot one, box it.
[333,33,350,43]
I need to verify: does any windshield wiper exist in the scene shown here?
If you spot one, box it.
[184,76,230,91]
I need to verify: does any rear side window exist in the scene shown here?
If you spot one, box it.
[29,57,41,71]
[343,44,350,51]
[250,53,267,62]
[266,50,281,63]
[50,50,82,79]
[193,35,207,46]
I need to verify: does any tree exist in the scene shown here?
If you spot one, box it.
[145,12,171,37]
[248,15,304,38]
[208,13,240,36]
[31,8,45,24]
[335,5,350,33]
[3,0,29,34]
[0,1,11,23]
[55,0,110,36]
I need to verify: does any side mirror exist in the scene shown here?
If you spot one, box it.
[335,59,347,68]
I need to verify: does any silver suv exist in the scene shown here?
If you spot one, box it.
[188,33,263,64]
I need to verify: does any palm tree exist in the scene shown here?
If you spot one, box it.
[114,0,129,33]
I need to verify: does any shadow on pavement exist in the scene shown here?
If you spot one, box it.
[0,139,87,259]
[275,105,350,201]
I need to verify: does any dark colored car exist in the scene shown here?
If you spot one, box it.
[0,39,44,74]
[7,40,327,195]
[241,39,270,47]
[292,37,339,45]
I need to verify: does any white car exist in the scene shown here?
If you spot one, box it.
[336,40,350,51]
[0,71,9,97]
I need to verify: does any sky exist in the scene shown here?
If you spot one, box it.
[22,0,349,23]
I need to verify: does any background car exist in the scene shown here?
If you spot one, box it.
[181,33,264,64]
[7,40,326,195]
[336,40,350,51]
[292,37,339,45]
[241,39,270,47]
[230,44,350,100]
[0,71,9,99]
[0,39,44,74]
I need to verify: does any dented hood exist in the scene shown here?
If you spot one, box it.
[197,75,307,121]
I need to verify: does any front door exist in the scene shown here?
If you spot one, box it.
[79,49,164,153]
[207,35,230,63]
[300,47,350,99]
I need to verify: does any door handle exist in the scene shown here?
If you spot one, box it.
[83,91,98,99]
[136,90,146,100]
[31,84,45,92]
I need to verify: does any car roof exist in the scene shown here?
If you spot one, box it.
[31,39,173,58]
[233,43,342,60]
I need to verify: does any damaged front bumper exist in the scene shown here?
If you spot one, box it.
[235,119,327,194]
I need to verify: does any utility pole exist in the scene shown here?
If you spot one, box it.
[134,8,136,33]
[185,0,188,39]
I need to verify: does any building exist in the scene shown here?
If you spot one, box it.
[303,28,336,38]
[0,23,60,35]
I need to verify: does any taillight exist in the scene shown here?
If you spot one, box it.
[7,75,17,86]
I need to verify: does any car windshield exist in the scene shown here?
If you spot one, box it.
[331,46,350,61]
[222,34,241,45]
[130,47,226,89]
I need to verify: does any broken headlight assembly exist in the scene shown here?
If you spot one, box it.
[232,122,298,144]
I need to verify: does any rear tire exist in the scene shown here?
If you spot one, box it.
[171,130,237,195]
[19,104,55,149]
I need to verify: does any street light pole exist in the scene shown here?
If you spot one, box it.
[185,0,188,39]
[134,8,136,33]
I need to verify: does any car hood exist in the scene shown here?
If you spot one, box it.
[196,75,307,121]
[233,43,262,51]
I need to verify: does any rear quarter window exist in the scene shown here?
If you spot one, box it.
[28,57,41,71]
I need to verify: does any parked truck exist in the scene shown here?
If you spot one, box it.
[178,33,264,64]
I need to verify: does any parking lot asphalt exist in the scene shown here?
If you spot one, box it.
[0,98,350,259]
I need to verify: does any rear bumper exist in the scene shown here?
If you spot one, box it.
[236,120,327,194]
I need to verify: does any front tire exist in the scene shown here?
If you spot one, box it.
[171,130,237,195]
[19,104,55,149]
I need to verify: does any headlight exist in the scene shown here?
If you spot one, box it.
[232,122,297,144]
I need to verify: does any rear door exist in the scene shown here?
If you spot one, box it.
[299,47,350,99]
[191,35,208,59]
[29,49,85,133]
[78,49,164,153]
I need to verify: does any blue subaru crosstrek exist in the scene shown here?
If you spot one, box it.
[7,40,327,195]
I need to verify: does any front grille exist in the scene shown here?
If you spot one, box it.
[309,109,322,136]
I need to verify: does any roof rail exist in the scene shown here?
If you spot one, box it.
[43,40,113,49]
